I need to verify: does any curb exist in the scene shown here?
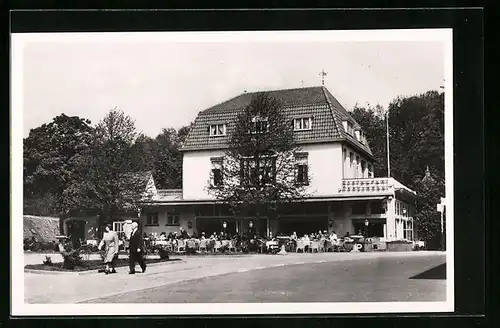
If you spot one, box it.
[24,259,186,276]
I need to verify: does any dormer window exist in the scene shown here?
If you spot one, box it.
[343,121,354,135]
[293,117,312,131]
[209,124,226,136]
[251,116,268,134]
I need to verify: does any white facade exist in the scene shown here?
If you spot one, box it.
[182,149,225,200]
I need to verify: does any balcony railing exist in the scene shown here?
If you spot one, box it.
[339,178,394,194]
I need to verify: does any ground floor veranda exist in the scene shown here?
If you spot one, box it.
[139,197,415,242]
[62,195,416,244]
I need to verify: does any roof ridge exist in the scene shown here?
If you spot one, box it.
[321,86,343,139]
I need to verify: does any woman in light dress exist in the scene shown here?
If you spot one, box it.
[98,224,120,274]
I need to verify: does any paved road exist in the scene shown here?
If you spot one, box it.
[85,254,446,303]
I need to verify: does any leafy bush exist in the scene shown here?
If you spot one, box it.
[61,246,83,269]
[43,255,53,266]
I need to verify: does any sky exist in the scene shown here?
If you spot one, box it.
[21,31,445,138]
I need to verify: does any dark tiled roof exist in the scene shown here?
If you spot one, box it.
[181,86,373,157]
[23,215,59,242]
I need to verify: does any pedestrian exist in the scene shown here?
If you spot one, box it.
[128,222,146,274]
[98,224,119,274]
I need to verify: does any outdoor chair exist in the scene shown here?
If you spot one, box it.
[228,239,237,252]
[175,239,186,253]
[164,241,173,252]
[199,239,208,253]
[318,239,326,252]
[310,240,320,253]
[296,240,306,253]
[213,240,222,253]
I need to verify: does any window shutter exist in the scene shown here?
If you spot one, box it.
[304,164,309,184]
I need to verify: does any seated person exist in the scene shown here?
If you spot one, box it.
[159,232,167,241]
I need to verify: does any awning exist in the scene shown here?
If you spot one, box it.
[141,195,387,206]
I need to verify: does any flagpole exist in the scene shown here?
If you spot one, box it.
[386,111,391,177]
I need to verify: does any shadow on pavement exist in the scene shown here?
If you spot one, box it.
[410,263,446,280]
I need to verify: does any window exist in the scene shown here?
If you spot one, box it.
[251,116,268,133]
[210,157,223,187]
[346,122,354,135]
[355,156,360,178]
[352,202,366,215]
[209,124,226,136]
[240,156,276,186]
[166,213,180,226]
[349,152,354,169]
[361,160,366,178]
[112,221,125,239]
[295,152,309,185]
[370,201,385,214]
[146,213,159,226]
[404,220,413,240]
[293,117,312,131]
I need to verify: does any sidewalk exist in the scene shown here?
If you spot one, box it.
[24,251,444,304]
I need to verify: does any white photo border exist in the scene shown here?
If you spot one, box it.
[11,28,454,316]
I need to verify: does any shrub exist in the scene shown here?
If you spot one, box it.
[43,255,53,266]
[62,247,83,269]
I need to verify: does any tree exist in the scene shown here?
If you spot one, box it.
[414,170,445,249]
[23,114,94,220]
[74,108,154,232]
[350,91,445,246]
[350,104,387,177]
[208,93,310,232]
[152,123,193,189]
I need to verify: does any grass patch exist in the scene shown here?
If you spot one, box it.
[25,257,181,272]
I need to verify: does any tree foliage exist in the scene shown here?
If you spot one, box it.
[208,93,310,218]
[350,91,445,245]
[23,114,94,216]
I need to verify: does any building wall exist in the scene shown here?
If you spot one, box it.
[182,149,226,200]
[182,143,344,200]
[140,206,196,237]
[300,143,343,196]
[342,144,374,179]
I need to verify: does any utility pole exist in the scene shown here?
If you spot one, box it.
[386,111,391,177]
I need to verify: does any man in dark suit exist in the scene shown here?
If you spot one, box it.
[128,222,146,274]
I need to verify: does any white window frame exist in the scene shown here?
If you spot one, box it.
[166,213,180,226]
[112,221,124,233]
[295,152,309,185]
[209,124,226,137]
[346,122,354,135]
[210,157,223,187]
[293,117,312,131]
[250,116,269,134]
[146,213,159,225]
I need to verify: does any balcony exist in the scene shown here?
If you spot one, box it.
[338,178,394,195]
[338,178,417,197]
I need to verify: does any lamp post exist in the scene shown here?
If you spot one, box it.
[364,219,369,252]
[222,221,227,238]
